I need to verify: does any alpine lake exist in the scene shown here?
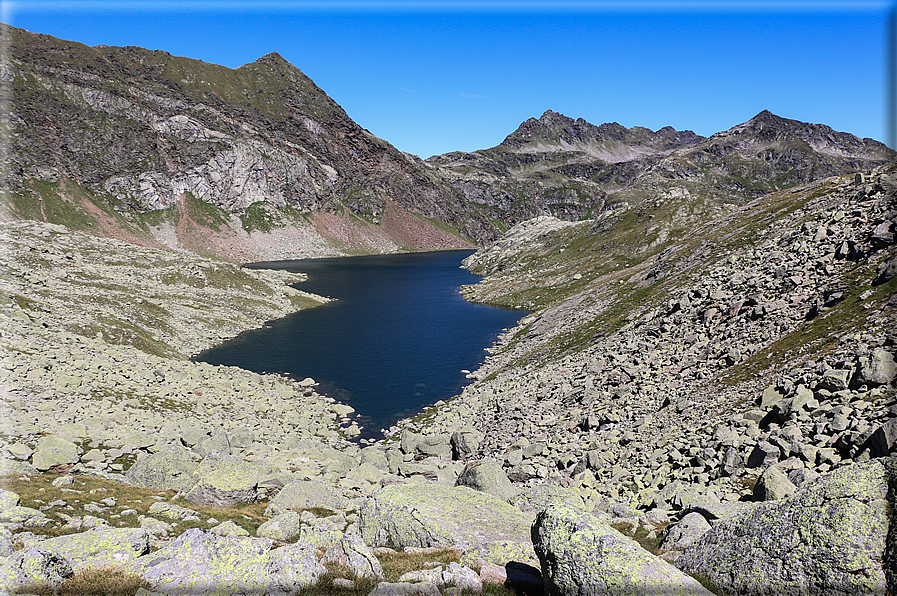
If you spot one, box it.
[194,250,526,440]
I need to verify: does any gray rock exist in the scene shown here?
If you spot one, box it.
[31,435,79,472]
[451,426,484,460]
[661,512,712,551]
[747,441,780,468]
[753,466,797,501]
[759,385,785,409]
[677,458,891,595]
[508,485,586,515]
[265,480,348,516]
[256,511,304,542]
[0,547,73,591]
[857,348,897,386]
[194,430,231,458]
[0,527,13,557]
[455,459,517,501]
[0,489,20,513]
[125,445,198,492]
[147,502,200,521]
[441,562,483,594]
[321,534,385,579]
[400,430,423,455]
[124,528,325,594]
[28,527,150,571]
[787,467,821,488]
[207,520,247,538]
[183,452,258,507]
[532,503,713,596]
[720,446,744,476]
[869,419,897,458]
[819,369,851,392]
[0,457,38,475]
[359,484,535,565]
[875,255,897,285]
[416,435,452,459]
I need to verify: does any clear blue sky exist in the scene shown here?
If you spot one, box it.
[4,1,895,157]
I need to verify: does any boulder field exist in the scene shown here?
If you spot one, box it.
[0,167,895,595]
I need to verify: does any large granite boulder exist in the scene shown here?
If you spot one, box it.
[321,534,384,579]
[183,452,258,507]
[856,348,897,386]
[451,426,484,460]
[256,511,304,542]
[31,435,79,472]
[455,459,517,501]
[752,465,797,501]
[0,547,73,591]
[265,480,348,516]
[660,512,713,552]
[533,503,713,596]
[359,484,536,566]
[123,528,325,594]
[20,527,150,572]
[508,485,586,517]
[0,489,20,513]
[676,458,892,595]
[125,445,198,492]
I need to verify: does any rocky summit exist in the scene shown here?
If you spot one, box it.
[2,23,897,596]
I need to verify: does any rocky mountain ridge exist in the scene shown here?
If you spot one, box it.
[3,23,894,264]
[1,24,485,259]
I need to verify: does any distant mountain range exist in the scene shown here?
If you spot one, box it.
[2,23,894,260]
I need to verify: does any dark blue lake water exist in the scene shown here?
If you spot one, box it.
[194,250,526,440]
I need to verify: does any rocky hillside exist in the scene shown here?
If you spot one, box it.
[429,109,895,256]
[0,24,486,259]
[409,164,896,497]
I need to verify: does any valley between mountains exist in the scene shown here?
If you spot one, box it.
[1,23,896,596]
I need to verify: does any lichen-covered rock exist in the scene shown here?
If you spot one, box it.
[455,459,517,501]
[265,480,348,516]
[209,520,249,537]
[677,458,891,595]
[0,547,73,591]
[752,465,797,501]
[124,528,325,595]
[508,485,586,517]
[183,452,258,507]
[660,512,712,551]
[31,435,79,472]
[359,484,534,566]
[147,501,200,521]
[0,489,20,513]
[0,527,14,557]
[0,457,38,475]
[460,541,540,569]
[28,527,150,571]
[256,511,304,542]
[321,534,384,579]
[125,445,198,492]
[0,505,46,524]
[532,503,713,596]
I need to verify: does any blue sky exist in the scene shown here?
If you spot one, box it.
[4,1,895,157]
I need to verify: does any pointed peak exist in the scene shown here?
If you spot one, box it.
[248,51,294,69]
[749,109,786,124]
[539,109,573,123]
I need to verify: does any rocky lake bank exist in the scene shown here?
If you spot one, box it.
[0,166,896,595]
